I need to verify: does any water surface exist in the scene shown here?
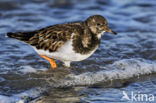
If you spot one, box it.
[0,0,156,103]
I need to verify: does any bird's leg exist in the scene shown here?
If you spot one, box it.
[39,54,57,69]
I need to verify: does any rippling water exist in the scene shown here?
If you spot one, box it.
[0,0,156,103]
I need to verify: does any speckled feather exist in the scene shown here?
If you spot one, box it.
[7,15,116,66]
[7,22,100,54]
[30,22,99,54]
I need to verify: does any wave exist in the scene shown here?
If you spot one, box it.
[0,59,155,103]
[0,87,45,103]
[52,59,156,87]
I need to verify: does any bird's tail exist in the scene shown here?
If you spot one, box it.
[6,31,36,42]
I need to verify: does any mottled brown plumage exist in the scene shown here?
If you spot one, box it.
[29,24,74,52]
[7,15,117,67]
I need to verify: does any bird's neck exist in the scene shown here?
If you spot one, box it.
[72,24,100,55]
[83,22,102,40]
[81,26,100,49]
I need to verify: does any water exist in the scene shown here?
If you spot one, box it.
[0,0,156,103]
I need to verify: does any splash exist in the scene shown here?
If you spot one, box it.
[53,59,156,87]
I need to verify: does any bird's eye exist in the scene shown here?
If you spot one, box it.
[97,23,101,26]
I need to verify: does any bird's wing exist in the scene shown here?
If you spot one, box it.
[28,24,73,52]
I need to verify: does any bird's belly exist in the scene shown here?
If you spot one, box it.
[33,40,97,62]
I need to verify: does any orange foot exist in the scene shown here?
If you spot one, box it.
[39,54,57,69]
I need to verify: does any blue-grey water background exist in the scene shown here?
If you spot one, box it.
[0,0,156,103]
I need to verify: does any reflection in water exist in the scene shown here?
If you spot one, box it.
[33,88,84,103]
[0,0,156,102]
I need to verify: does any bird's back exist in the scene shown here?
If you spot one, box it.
[6,22,84,52]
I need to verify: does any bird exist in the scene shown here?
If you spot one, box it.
[6,15,117,69]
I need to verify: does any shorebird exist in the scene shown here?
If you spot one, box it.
[7,15,117,69]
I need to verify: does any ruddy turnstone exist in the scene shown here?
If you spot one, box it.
[7,15,117,69]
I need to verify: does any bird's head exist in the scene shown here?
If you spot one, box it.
[85,15,117,38]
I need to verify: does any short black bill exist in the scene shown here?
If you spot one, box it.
[111,30,117,35]
[106,27,117,35]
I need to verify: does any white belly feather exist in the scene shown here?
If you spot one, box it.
[33,39,98,62]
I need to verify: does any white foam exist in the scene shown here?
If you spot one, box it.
[1,59,156,102]
[19,66,37,73]
[0,95,22,103]
[5,34,8,38]
[55,59,156,87]
[0,88,45,103]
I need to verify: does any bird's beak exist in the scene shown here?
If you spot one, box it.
[105,26,117,35]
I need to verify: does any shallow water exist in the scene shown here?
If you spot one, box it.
[0,0,156,103]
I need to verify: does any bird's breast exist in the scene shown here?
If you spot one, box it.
[33,39,98,62]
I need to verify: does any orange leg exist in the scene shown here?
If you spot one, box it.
[39,55,57,69]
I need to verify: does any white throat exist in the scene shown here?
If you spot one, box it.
[97,31,105,39]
